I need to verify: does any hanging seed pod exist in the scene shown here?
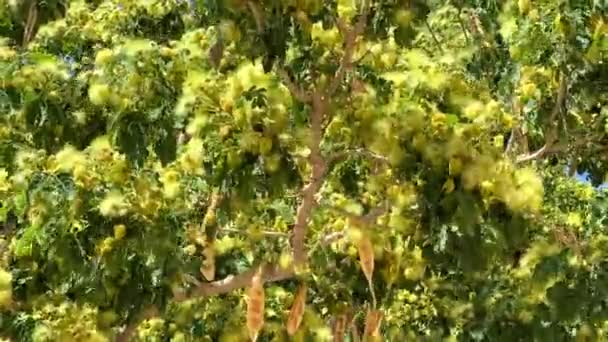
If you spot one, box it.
[246,267,265,341]
[357,235,374,284]
[286,284,307,335]
[363,309,383,338]
[332,314,347,342]
[200,241,216,281]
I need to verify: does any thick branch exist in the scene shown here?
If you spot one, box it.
[289,3,371,267]
[517,136,605,163]
[179,263,294,300]
[516,143,552,163]
[292,92,328,266]
[516,72,568,163]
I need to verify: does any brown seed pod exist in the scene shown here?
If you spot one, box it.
[363,309,383,338]
[286,283,307,335]
[246,267,265,341]
[357,235,374,285]
[332,314,347,342]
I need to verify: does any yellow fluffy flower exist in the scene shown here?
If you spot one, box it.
[98,191,129,217]
[53,145,87,173]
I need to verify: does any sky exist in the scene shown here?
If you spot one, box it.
[574,170,608,190]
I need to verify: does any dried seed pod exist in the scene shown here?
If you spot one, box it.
[363,309,383,338]
[200,242,216,281]
[286,284,307,335]
[357,235,374,285]
[246,267,265,341]
[332,314,347,342]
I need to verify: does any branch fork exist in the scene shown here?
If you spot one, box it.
[141,0,368,311]
[516,72,568,163]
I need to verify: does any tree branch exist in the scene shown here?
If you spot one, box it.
[221,227,289,237]
[327,147,390,166]
[424,18,444,54]
[291,92,328,266]
[516,143,552,163]
[178,263,294,300]
[320,231,346,246]
[516,72,568,163]
[327,2,370,96]
[168,0,371,304]
[276,67,312,103]
[247,0,265,33]
[455,5,470,44]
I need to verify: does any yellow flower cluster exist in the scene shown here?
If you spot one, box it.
[463,157,544,213]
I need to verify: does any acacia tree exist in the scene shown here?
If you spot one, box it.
[0,0,608,340]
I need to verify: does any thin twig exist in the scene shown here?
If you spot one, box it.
[368,278,377,309]
[221,227,289,237]
[277,67,312,103]
[320,231,345,246]
[311,203,389,252]
[424,19,444,54]
[327,203,388,227]
[455,5,470,43]
[328,147,390,166]
[247,0,265,33]
[505,93,523,155]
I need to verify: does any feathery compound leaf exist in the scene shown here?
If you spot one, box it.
[286,283,307,335]
[246,267,265,341]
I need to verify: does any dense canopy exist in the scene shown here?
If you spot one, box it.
[1,0,608,340]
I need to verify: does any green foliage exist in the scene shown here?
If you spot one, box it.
[1,0,608,340]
